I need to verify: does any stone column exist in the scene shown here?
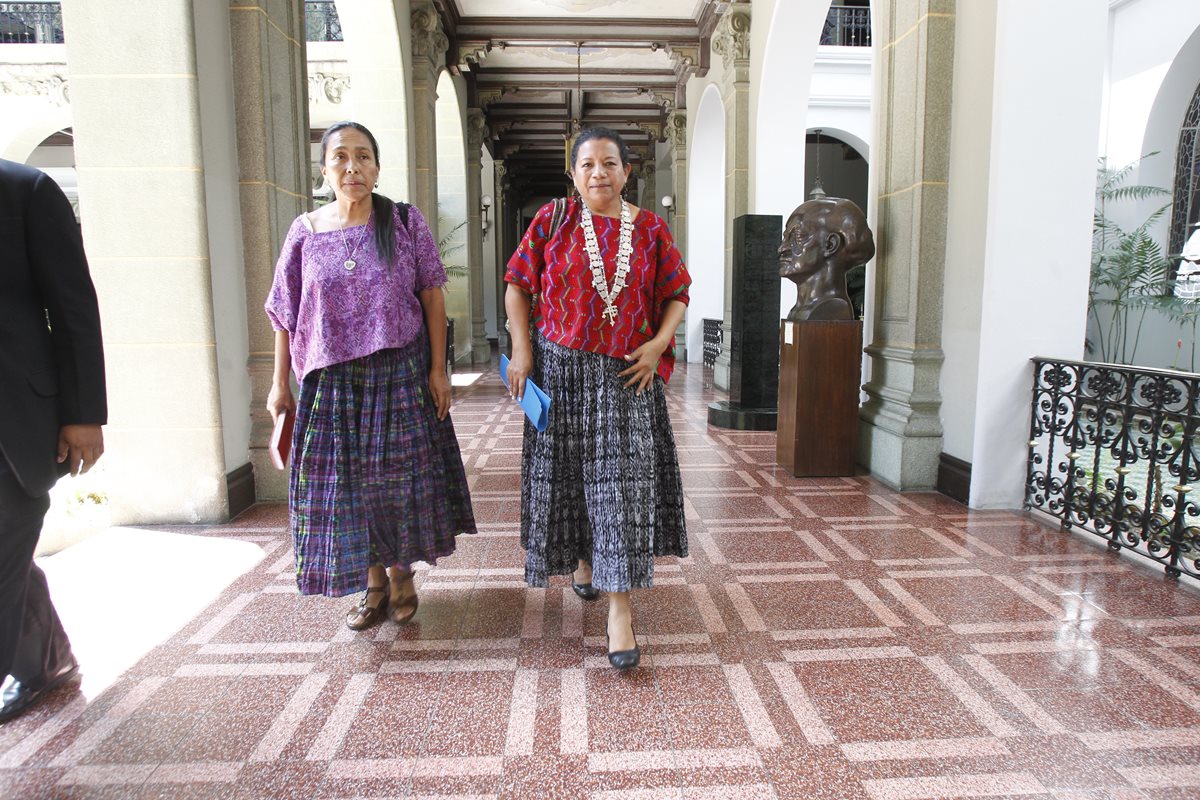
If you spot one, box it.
[409,1,446,237]
[227,0,311,502]
[640,159,656,218]
[465,108,490,363]
[60,0,232,521]
[494,158,511,353]
[665,109,689,358]
[711,3,751,391]
[858,0,954,490]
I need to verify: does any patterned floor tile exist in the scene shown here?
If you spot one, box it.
[5,364,1200,798]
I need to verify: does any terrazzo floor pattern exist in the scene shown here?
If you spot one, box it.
[3,364,1200,799]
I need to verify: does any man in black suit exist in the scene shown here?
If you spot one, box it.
[0,158,106,723]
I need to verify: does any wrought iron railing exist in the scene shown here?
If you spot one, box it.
[304,0,342,42]
[702,318,722,369]
[0,1,63,44]
[1026,358,1199,578]
[446,318,455,374]
[820,5,871,47]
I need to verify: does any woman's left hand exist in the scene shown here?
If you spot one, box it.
[618,339,667,395]
[429,368,452,420]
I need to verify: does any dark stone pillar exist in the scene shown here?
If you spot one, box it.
[707,214,782,430]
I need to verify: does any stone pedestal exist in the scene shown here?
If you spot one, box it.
[777,320,862,477]
[707,214,781,431]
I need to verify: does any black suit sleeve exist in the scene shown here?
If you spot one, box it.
[26,172,106,426]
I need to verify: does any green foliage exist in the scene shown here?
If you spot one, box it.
[1088,154,1199,368]
[438,217,469,279]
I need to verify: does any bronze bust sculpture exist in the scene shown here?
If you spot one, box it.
[778,197,875,321]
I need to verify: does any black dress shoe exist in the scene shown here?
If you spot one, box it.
[606,625,640,671]
[571,581,600,601]
[0,659,80,723]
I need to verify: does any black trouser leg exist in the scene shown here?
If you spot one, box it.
[0,468,71,682]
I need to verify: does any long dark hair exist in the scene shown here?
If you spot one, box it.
[320,121,396,266]
[569,126,632,170]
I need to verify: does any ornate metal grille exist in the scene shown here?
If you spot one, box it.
[702,318,723,369]
[820,6,871,47]
[1026,358,1200,578]
[0,2,63,44]
[1169,80,1200,279]
[304,0,342,42]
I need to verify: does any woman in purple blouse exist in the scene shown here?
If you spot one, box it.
[265,121,476,630]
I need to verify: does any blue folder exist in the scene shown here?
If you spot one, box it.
[499,354,551,432]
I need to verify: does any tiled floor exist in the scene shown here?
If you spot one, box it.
[4,364,1200,799]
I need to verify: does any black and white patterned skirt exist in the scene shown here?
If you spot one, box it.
[520,334,688,591]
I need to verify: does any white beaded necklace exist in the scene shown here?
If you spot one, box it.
[579,199,633,326]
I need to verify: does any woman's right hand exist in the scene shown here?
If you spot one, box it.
[507,349,533,401]
[266,382,295,423]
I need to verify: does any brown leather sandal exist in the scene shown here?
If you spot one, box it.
[388,571,419,626]
[345,585,388,630]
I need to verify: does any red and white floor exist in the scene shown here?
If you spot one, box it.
[3,364,1200,799]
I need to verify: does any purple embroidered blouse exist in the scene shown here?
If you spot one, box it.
[265,203,446,381]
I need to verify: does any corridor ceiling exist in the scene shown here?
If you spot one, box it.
[434,0,730,197]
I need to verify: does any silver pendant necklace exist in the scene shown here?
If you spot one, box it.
[337,210,368,271]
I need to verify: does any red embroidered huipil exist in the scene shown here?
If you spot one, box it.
[505,197,691,383]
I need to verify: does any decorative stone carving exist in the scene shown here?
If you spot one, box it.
[477,86,520,111]
[456,40,492,71]
[0,64,69,106]
[411,4,449,61]
[666,45,699,71]
[466,108,489,148]
[307,70,349,104]
[712,3,751,66]
[666,110,687,150]
[636,122,663,142]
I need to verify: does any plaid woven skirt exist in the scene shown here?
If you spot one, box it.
[520,335,687,591]
[289,335,476,597]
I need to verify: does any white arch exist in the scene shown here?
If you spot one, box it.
[1138,21,1200,230]
[336,0,413,199]
[687,83,726,363]
[804,123,869,162]
[0,106,72,164]
[754,0,835,219]
[436,70,470,358]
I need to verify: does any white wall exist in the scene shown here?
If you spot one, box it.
[1100,3,1200,371]
[969,0,1107,507]
[1104,0,1200,171]
[686,83,726,362]
[939,0,996,466]
[194,0,250,476]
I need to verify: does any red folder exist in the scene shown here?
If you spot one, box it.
[270,409,294,470]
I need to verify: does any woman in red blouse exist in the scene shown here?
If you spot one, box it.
[505,127,690,671]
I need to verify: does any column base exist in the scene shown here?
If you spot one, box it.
[857,419,941,491]
[707,401,777,431]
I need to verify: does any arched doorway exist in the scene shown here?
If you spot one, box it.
[436,70,470,363]
[804,129,869,317]
[23,127,78,219]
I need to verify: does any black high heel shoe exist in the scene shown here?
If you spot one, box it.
[571,580,600,601]
[606,622,640,671]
